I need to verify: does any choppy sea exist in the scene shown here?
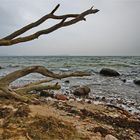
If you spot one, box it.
[0,56,140,114]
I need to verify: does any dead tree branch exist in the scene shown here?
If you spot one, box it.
[0,4,99,46]
[0,66,91,102]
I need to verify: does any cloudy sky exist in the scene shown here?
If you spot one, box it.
[0,0,140,56]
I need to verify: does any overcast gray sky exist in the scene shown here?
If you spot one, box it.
[0,0,140,56]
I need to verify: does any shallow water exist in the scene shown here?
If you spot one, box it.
[0,56,140,113]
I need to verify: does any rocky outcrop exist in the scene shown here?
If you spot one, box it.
[134,79,140,85]
[100,68,120,77]
[72,86,90,97]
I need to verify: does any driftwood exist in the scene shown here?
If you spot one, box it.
[0,4,99,46]
[0,66,90,102]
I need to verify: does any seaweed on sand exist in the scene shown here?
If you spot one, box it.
[27,115,86,140]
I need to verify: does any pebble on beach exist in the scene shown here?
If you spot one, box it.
[133,79,140,85]
[72,85,90,97]
[55,94,68,101]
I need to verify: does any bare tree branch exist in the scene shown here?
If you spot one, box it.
[0,65,91,102]
[0,5,99,46]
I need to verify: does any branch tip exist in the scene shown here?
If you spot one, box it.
[51,4,60,14]
[0,4,99,46]
[91,5,94,10]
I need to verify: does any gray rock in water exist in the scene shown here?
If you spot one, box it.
[134,79,140,85]
[100,68,120,77]
[64,80,70,83]
[72,86,90,97]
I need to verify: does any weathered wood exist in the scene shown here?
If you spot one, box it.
[0,66,90,102]
[0,5,99,46]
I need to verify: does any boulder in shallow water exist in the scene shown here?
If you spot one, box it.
[133,79,140,85]
[100,68,120,77]
[72,86,90,97]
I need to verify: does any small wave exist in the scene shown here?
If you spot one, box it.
[59,68,69,72]
[7,64,23,68]
[88,63,131,68]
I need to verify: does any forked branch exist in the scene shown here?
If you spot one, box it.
[0,4,99,46]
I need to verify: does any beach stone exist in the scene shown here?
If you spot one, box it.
[105,134,118,140]
[95,96,100,100]
[133,79,140,85]
[46,97,54,101]
[72,86,90,97]
[69,98,75,102]
[122,79,126,83]
[64,80,70,83]
[55,94,68,101]
[101,97,106,102]
[100,68,120,77]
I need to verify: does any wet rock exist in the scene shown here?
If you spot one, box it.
[95,96,100,100]
[64,80,70,84]
[72,86,90,97]
[0,66,2,69]
[134,79,140,85]
[76,98,83,102]
[116,98,123,104]
[87,100,92,104]
[100,68,120,77]
[85,99,92,104]
[105,134,118,140]
[40,90,54,98]
[46,97,54,101]
[68,98,75,102]
[55,94,68,101]
[101,97,106,102]
[121,79,126,83]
